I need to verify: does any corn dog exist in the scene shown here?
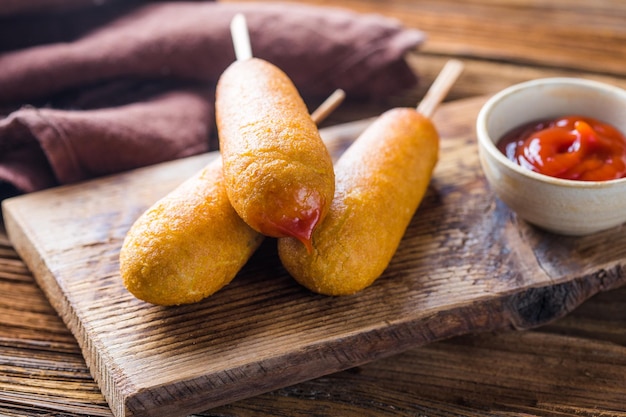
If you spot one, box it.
[120,13,342,305]
[119,84,344,305]
[277,108,439,295]
[215,58,335,250]
[277,60,463,296]
[119,158,264,306]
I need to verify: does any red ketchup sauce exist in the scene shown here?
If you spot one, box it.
[497,115,626,181]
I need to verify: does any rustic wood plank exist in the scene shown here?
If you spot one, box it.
[404,54,626,107]
[2,286,625,417]
[211,286,626,416]
[2,96,625,417]
[225,0,626,77]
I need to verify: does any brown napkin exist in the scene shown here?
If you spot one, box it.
[0,1,425,200]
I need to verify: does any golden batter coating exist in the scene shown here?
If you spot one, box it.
[278,108,439,296]
[216,58,335,250]
[120,157,264,306]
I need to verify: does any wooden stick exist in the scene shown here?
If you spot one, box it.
[310,89,346,125]
[416,59,464,118]
[229,13,343,125]
[230,13,253,61]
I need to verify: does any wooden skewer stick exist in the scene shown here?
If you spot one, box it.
[310,89,346,125]
[229,13,345,125]
[230,13,253,61]
[416,59,464,119]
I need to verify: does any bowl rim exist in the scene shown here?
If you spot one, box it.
[476,77,626,189]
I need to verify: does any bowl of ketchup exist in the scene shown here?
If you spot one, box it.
[476,77,626,235]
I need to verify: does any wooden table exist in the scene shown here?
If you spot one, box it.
[1,1,625,416]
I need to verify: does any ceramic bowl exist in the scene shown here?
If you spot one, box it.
[476,77,626,235]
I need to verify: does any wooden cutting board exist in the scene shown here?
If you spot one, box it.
[3,96,625,417]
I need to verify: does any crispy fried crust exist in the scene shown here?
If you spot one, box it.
[278,108,439,295]
[119,158,264,305]
[216,58,335,247]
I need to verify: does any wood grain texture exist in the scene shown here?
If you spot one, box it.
[1,256,625,417]
[3,96,625,417]
[273,0,626,129]
[225,0,626,77]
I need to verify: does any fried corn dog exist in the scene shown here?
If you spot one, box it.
[216,58,335,250]
[119,84,344,305]
[120,12,343,305]
[277,59,463,296]
[277,108,439,296]
[119,158,264,306]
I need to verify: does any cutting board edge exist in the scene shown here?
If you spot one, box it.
[114,294,513,417]
[116,267,626,417]
[1,199,133,417]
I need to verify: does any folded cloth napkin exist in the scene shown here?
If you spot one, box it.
[0,1,425,200]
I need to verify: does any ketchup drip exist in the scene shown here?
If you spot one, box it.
[270,210,319,253]
[261,187,325,253]
[497,115,626,181]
